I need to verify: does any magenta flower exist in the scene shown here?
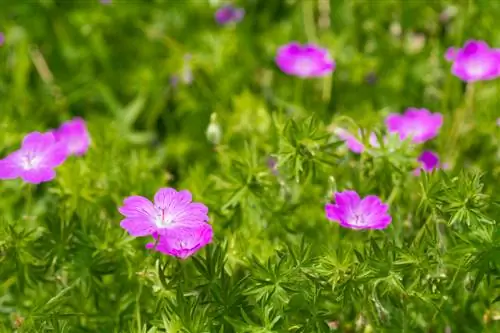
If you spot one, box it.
[385,108,443,144]
[118,188,212,258]
[325,190,392,230]
[445,40,500,82]
[336,129,379,154]
[0,132,68,184]
[275,42,335,78]
[51,117,91,156]
[413,150,441,176]
[0,32,5,46]
[445,47,457,62]
[146,224,213,259]
[215,5,245,25]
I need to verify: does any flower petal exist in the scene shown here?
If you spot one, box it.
[154,187,179,209]
[0,158,19,179]
[20,167,56,184]
[21,132,56,152]
[118,195,156,219]
[147,223,213,259]
[120,218,157,237]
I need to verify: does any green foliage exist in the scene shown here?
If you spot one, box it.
[1,1,500,332]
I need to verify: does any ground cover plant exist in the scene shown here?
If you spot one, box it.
[0,1,499,332]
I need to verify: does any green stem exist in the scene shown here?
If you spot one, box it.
[294,78,304,112]
[302,0,317,43]
[25,184,33,219]
[446,83,475,161]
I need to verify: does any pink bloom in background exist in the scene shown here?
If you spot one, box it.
[146,223,213,259]
[325,190,392,230]
[336,129,379,154]
[275,42,335,78]
[0,132,68,184]
[444,47,457,61]
[413,150,441,176]
[52,117,91,156]
[215,5,245,25]
[100,0,112,4]
[119,188,212,258]
[445,40,500,82]
[0,32,5,46]
[385,108,443,144]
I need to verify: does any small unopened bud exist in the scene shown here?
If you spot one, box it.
[206,113,222,145]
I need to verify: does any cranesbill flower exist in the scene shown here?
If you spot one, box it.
[215,5,245,25]
[0,132,68,184]
[52,117,91,156]
[119,188,210,236]
[146,223,213,259]
[0,32,5,46]
[325,190,392,230]
[335,129,379,154]
[275,42,335,78]
[445,40,500,82]
[413,150,441,176]
[385,108,443,144]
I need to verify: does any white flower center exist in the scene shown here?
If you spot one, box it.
[154,208,174,228]
[467,59,488,76]
[21,153,42,170]
[295,57,314,75]
[349,212,365,226]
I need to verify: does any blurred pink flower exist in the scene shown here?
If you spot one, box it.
[445,40,500,82]
[275,42,335,78]
[385,108,443,144]
[215,5,244,25]
[0,132,68,184]
[51,117,91,156]
[336,129,379,154]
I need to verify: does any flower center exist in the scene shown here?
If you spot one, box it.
[294,57,314,75]
[154,208,174,228]
[466,58,489,76]
[349,212,365,226]
[21,153,41,170]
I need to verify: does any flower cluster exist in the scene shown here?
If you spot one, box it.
[0,118,90,184]
[118,188,213,259]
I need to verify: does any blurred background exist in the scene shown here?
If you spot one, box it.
[2,1,499,171]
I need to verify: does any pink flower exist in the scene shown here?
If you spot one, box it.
[385,108,443,144]
[444,47,457,61]
[325,190,392,230]
[118,188,212,258]
[446,40,500,82]
[413,150,441,176]
[275,42,335,78]
[146,224,213,259]
[336,129,379,154]
[0,132,68,184]
[215,5,244,25]
[0,32,5,46]
[51,118,91,156]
